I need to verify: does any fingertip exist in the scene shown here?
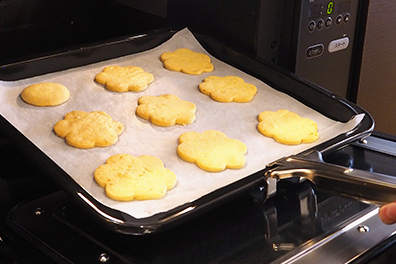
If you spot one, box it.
[379,203,396,225]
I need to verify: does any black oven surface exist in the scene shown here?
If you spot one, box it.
[1,130,396,264]
[0,0,173,66]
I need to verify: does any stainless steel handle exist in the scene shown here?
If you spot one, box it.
[266,151,396,206]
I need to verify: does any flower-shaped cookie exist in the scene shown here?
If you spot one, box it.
[160,48,214,75]
[136,94,196,127]
[95,66,154,92]
[199,76,257,102]
[177,130,247,172]
[94,154,177,201]
[54,110,124,148]
[257,109,319,145]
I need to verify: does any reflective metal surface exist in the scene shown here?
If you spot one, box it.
[268,150,396,206]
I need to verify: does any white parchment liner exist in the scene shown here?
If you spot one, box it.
[0,29,361,219]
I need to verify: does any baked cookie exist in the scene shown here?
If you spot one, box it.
[177,130,247,172]
[54,110,124,149]
[21,82,70,106]
[257,109,319,145]
[95,66,154,92]
[94,154,177,201]
[160,48,214,75]
[199,76,257,103]
[136,94,196,127]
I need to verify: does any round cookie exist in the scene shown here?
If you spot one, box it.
[21,82,70,106]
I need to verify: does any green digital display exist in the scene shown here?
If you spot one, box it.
[327,2,334,15]
[309,1,336,18]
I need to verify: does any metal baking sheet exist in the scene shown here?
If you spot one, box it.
[0,28,361,220]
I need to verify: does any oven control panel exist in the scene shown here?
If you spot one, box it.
[294,0,359,98]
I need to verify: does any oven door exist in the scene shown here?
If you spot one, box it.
[1,133,396,263]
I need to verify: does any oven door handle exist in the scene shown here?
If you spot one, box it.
[266,150,396,206]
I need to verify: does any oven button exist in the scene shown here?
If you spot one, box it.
[336,14,343,25]
[344,13,351,23]
[328,37,349,53]
[306,44,324,59]
[308,21,316,32]
[317,19,324,30]
[325,17,332,28]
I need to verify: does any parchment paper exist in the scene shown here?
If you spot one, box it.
[0,29,362,219]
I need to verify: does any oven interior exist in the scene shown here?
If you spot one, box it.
[0,0,174,65]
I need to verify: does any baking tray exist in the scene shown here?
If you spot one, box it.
[0,27,378,234]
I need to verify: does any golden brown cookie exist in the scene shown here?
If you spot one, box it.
[54,110,124,149]
[257,109,319,145]
[136,94,196,127]
[177,130,247,172]
[94,153,177,201]
[199,76,257,102]
[160,48,214,75]
[95,66,154,92]
[21,82,70,106]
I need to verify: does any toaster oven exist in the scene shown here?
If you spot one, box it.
[1,0,396,263]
